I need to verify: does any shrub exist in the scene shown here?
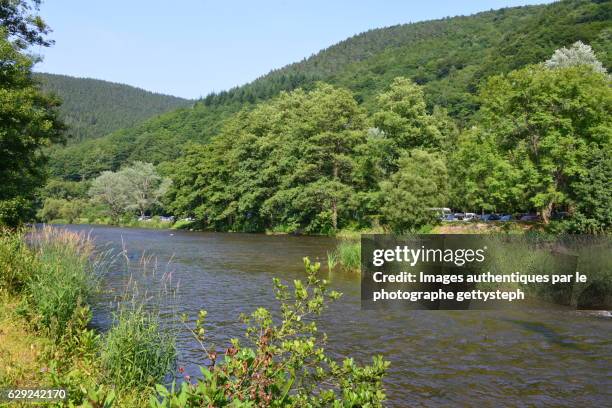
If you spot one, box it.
[102,306,176,389]
[151,258,388,407]
[0,229,35,294]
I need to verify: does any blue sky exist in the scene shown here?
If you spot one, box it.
[34,0,553,99]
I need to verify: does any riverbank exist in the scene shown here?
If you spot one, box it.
[0,226,390,407]
[0,227,171,406]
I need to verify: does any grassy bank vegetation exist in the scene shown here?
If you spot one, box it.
[1,228,390,407]
[0,227,175,406]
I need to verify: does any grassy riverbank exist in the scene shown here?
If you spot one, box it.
[0,227,390,407]
[0,227,174,406]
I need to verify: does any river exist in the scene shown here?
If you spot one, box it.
[59,225,611,407]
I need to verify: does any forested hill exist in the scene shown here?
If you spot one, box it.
[49,0,611,180]
[36,73,192,142]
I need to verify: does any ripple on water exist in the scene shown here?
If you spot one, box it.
[56,225,612,407]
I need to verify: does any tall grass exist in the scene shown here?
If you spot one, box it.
[327,250,338,272]
[332,240,361,272]
[101,247,177,389]
[26,227,98,336]
[101,305,176,389]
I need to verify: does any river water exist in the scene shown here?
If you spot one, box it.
[60,225,611,407]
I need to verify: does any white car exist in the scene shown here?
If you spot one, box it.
[463,213,479,221]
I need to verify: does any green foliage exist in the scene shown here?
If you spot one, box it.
[42,177,89,200]
[167,84,370,233]
[152,258,388,407]
[101,306,176,389]
[335,240,361,272]
[26,228,96,337]
[0,29,64,226]
[48,0,611,181]
[165,79,454,234]
[449,128,522,213]
[565,145,612,233]
[0,228,35,293]
[457,63,611,223]
[373,77,447,152]
[36,73,191,143]
[37,197,85,223]
[88,161,171,220]
[380,149,448,233]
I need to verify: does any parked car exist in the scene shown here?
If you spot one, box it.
[519,214,541,222]
[442,214,456,222]
[481,214,500,222]
[453,213,465,221]
[463,212,479,221]
[429,207,452,220]
[499,214,514,222]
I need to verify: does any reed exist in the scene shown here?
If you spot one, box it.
[327,250,338,273]
[101,246,177,389]
[336,240,361,272]
[101,305,176,389]
[26,227,98,336]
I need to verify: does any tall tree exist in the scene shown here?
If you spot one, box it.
[474,62,610,222]
[121,161,171,217]
[0,1,64,225]
[380,149,448,233]
[88,171,129,221]
[373,77,446,152]
[449,128,523,213]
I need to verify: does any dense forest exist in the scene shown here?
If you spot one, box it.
[47,0,611,180]
[43,41,611,234]
[36,73,192,143]
[2,0,610,235]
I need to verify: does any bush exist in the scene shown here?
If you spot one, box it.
[151,258,388,407]
[0,229,35,294]
[102,306,176,389]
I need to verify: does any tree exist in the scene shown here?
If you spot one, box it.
[476,63,611,222]
[449,127,523,213]
[88,171,129,221]
[264,83,367,232]
[120,161,171,217]
[565,145,612,233]
[37,197,83,223]
[380,149,448,233]
[0,0,52,49]
[544,41,607,74]
[0,18,64,226]
[372,77,447,153]
[168,84,369,233]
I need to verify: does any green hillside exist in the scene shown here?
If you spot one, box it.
[36,73,192,142]
[49,0,611,180]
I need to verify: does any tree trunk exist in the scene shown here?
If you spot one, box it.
[332,161,339,230]
[541,200,554,224]
[331,200,338,230]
